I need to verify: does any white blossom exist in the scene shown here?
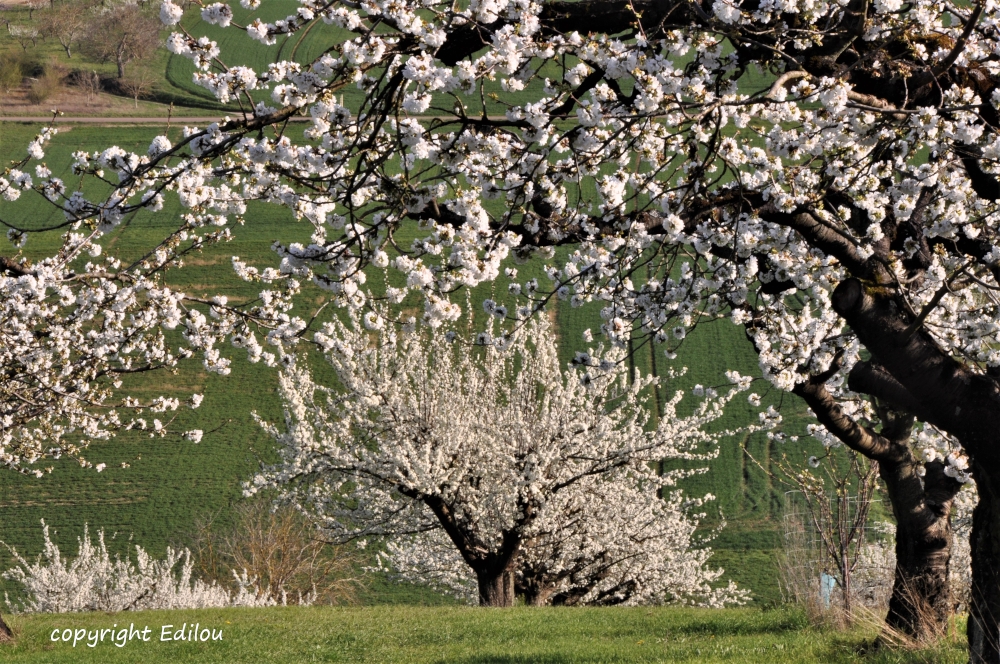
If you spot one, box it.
[252,314,756,606]
[3,522,281,613]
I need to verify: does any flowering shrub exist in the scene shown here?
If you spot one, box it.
[3,521,282,612]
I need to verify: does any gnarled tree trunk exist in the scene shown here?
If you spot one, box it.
[0,611,13,643]
[969,474,1000,664]
[830,278,1000,661]
[421,494,523,608]
[477,569,515,607]
[881,460,958,644]
[517,572,556,606]
[793,364,962,643]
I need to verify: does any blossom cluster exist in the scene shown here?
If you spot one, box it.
[133,0,1000,413]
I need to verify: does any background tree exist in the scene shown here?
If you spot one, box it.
[251,314,757,607]
[24,60,66,105]
[119,65,156,107]
[81,3,159,78]
[25,1,44,20]
[73,68,101,103]
[769,447,881,626]
[38,1,91,58]
[382,477,747,607]
[7,24,38,52]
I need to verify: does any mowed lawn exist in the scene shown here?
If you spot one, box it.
[0,606,968,664]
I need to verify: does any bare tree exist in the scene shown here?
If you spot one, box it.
[189,500,363,606]
[25,0,43,20]
[773,450,881,625]
[38,1,90,58]
[119,66,155,108]
[80,4,159,78]
[74,69,101,104]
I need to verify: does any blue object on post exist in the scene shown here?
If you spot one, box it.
[820,572,837,609]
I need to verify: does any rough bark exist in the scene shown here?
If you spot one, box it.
[830,279,1000,458]
[519,581,555,607]
[0,611,13,643]
[477,569,515,607]
[831,278,1000,660]
[881,460,959,644]
[516,565,556,606]
[420,494,524,608]
[793,358,961,642]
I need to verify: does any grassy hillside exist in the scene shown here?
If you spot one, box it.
[0,120,822,605]
[0,605,970,663]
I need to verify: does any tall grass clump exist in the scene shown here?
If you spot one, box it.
[25,61,66,104]
[0,53,26,93]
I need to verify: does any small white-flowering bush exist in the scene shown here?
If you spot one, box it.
[2,521,283,613]
[816,486,975,616]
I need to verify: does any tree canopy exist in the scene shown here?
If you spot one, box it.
[251,314,753,606]
[5,0,1000,655]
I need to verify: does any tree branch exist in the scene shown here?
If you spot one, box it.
[759,206,878,280]
[848,362,923,413]
[0,256,27,277]
[792,374,908,463]
[831,277,1000,466]
[933,0,985,76]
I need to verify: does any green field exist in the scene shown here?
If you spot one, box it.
[0,606,970,663]
[0,118,825,606]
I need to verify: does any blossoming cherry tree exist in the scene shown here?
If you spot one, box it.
[250,315,755,606]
